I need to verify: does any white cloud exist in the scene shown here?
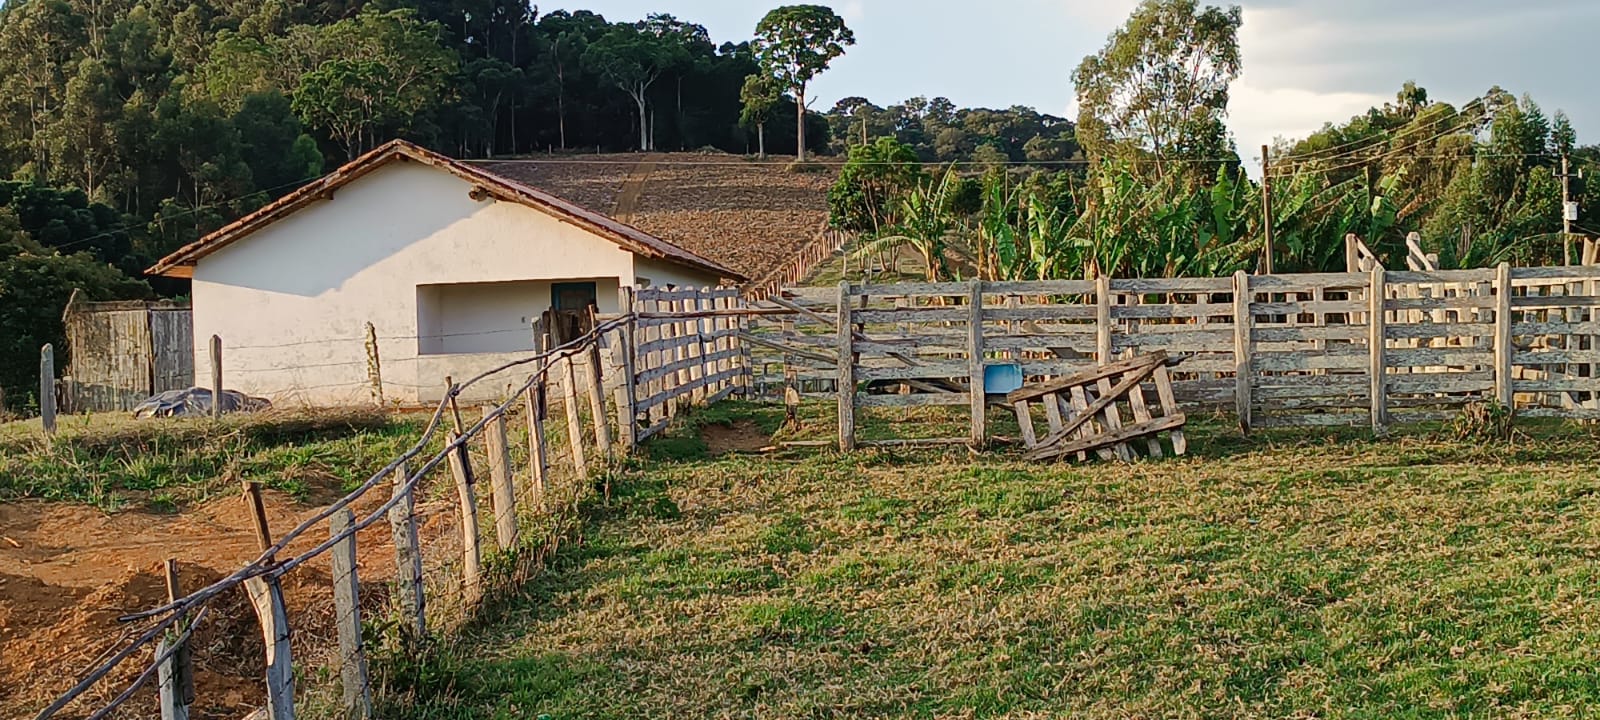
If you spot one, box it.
[1225,76,1387,166]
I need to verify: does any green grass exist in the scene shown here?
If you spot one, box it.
[0,409,426,511]
[380,401,1600,719]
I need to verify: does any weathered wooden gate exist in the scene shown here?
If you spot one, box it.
[62,293,194,412]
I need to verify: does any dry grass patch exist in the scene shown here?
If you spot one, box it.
[383,402,1600,719]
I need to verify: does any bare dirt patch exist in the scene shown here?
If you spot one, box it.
[0,489,406,719]
[700,420,772,455]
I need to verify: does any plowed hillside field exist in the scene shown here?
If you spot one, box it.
[480,154,837,283]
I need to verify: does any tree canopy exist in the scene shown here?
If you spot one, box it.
[753,4,855,162]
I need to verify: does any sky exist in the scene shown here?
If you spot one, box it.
[545,0,1600,165]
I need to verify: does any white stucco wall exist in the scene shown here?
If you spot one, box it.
[189,160,711,407]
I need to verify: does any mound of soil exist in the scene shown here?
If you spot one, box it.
[1,489,401,720]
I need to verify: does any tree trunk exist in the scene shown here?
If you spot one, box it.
[634,91,648,151]
[796,85,808,162]
[757,123,766,159]
[557,66,567,149]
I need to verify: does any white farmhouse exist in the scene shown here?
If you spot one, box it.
[148,140,742,407]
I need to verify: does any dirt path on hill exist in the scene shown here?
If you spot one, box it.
[611,158,657,222]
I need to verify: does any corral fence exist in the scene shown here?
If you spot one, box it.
[745,241,1600,448]
[59,291,194,413]
[743,224,848,301]
[32,286,749,720]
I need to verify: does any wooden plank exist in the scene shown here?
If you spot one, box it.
[585,340,613,456]
[523,381,549,509]
[1495,262,1514,408]
[1028,414,1186,461]
[1384,268,1496,284]
[1509,295,1600,309]
[1514,378,1600,392]
[481,405,517,550]
[615,289,639,451]
[1152,365,1187,456]
[982,305,1099,322]
[329,508,371,720]
[853,307,970,324]
[1386,296,1498,311]
[1233,271,1252,433]
[1510,264,1600,280]
[858,392,971,408]
[242,574,294,720]
[1125,380,1163,458]
[1511,321,1600,335]
[1386,348,1493,367]
[1013,400,1038,448]
[1252,350,1370,372]
[1384,323,1496,340]
[1252,413,1367,428]
[446,431,483,608]
[1251,326,1366,343]
[387,464,426,641]
[560,354,589,480]
[1111,303,1235,320]
[156,634,189,720]
[208,335,222,420]
[1066,386,1112,461]
[1249,300,1367,315]
[855,280,974,296]
[1248,272,1368,290]
[857,363,968,381]
[837,282,856,451]
[967,282,986,447]
[39,344,55,435]
[1096,275,1113,363]
[1369,265,1387,435]
[983,279,1097,295]
[1007,351,1166,402]
[1110,277,1233,293]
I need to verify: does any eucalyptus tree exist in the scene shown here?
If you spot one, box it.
[740,74,781,158]
[753,5,854,161]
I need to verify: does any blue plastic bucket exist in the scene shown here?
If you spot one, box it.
[983,362,1024,394]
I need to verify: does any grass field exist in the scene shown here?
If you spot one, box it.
[0,409,424,511]
[382,402,1600,719]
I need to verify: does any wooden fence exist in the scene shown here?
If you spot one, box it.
[743,225,848,301]
[750,262,1600,448]
[33,291,749,720]
[60,293,194,413]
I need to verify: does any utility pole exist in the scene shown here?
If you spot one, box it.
[1558,154,1580,266]
[1260,145,1276,274]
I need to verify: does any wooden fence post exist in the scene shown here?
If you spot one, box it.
[836,281,856,452]
[209,335,223,419]
[1096,275,1113,364]
[364,322,383,407]
[39,344,56,435]
[614,287,639,452]
[481,405,517,550]
[241,482,294,720]
[584,339,612,458]
[560,353,590,480]
[1494,262,1515,409]
[967,281,986,448]
[1232,271,1253,434]
[446,433,483,608]
[329,507,371,720]
[157,559,193,720]
[524,379,549,509]
[387,463,426,641]
[1369,265,1388,436]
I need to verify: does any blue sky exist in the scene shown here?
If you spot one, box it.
[547,0,1600,164]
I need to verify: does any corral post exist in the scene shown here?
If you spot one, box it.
[209,335,223,419]
[1095,275,1113,364]
[782,317,799,428]
[560,352,590,480]
[157,559,194,720]
[836,281,856,451]
[482,405,517,550]
[387,463,426,641]
[584,337,612,458]
[329,507,372,720]
[1231,271,1253,434]
[446,432,483,608]
[524,379,549,509]
[364,322,383,407]
[1494,262,1515,409]
[1345,233,1360,273]
[1369,265,1389,435]
[241,482,295,720]
[39,343,56,435]
[967,281,986,448]
[614,287,639,453]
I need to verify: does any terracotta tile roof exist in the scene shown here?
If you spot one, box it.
[146,139,745,281]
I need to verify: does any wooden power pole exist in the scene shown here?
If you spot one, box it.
[1260,145,1276,274]
[1558,154,1579,266]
